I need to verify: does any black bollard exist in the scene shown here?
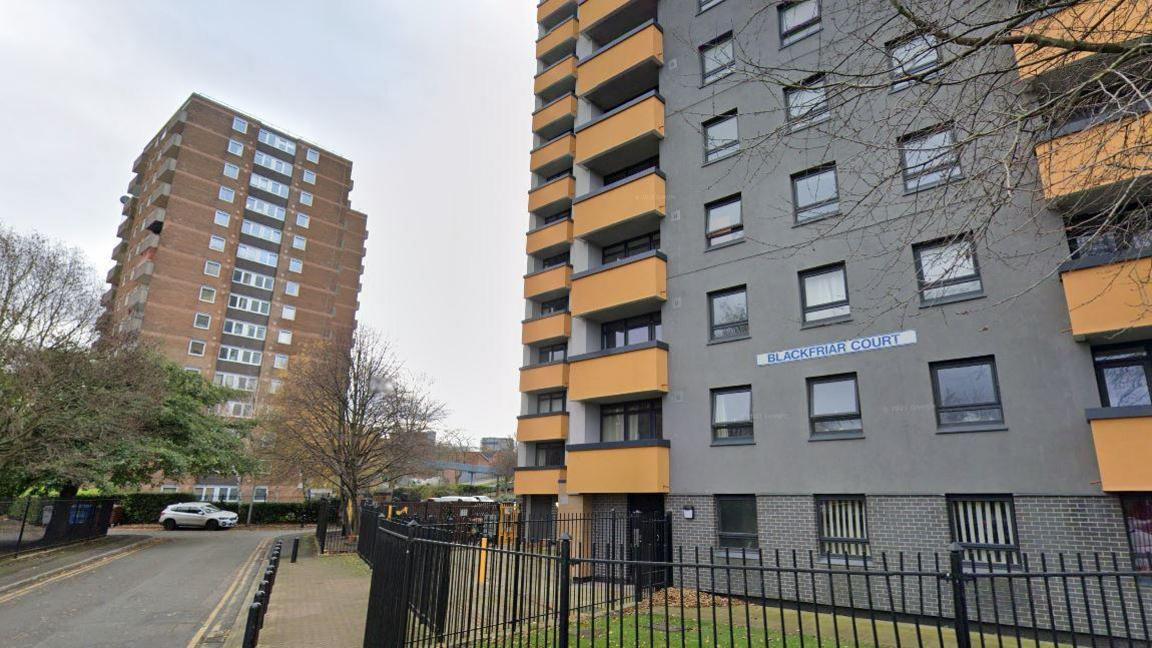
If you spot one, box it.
[242,602,262,648]
[290,537,300,563]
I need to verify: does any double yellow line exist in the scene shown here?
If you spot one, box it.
[0,537,163,605]
[184,536,274,648]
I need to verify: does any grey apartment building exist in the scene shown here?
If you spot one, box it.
[515,0,1152,566]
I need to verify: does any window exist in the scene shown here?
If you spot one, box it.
[300,191,314,206]
[306,148,320,164]
[209,235,226,252]
[296,213,310,228]
[899,126,961,191]
[160,485,179,494]
[538,344,567,364]
[784,75,830,128]
[600,399,662,442]
[250,173,290,198]
[214,210,231,227]
[888,33,939,89]
[222,400,255,418]
[292,235,307,250]
[1121,495,1152,573]
[792,164,839,222]
[204,260,222,277]
[233,269,275,291]
[254,151,294,176]
[228,293,272,316]
[779,0,820,46]
[947,495,1017,565]
[241,219,283,244]
[253,487,269,503]
[712,387,752,442]
[303,170,316,184]
[930,357,1004,429]
[274,354,289,370]
[701,33,735,84]
[199,286,217,303]
[540,297,568,316]
[278,330,293,345]
[289,258,303,273]
[601,312,661,349]
[246,196,287,221]
[703,112,739,162]
[232,117,248,133]
[270,379,283,394]
[716,495,758,549]
[214,372,259,391]
[258,128,297,154]
[602,232,659,263]
[709,286,748,340]
[535,442,565,467]
[219,345,263,366]
[543,210,571,226]
[808,374,862,437]
[699,0,724,11]
[537,391,566,414]
[817,496,869,558]
[193,313,212,329]
[223,162,240,179]
[1093,344,1152,407]
[188,340,206,356]
[800,264,849,323]
[218,186,235,203]
[914,236,983,303]
[227,139,244,156]
[222,319,267,340]
[237,244,279,268]
[705,195,743,246]
[1066,206,1152,260]
[284,281,300,297]
[282,305,297,320]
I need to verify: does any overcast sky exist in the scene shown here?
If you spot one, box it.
[0,2,536,443]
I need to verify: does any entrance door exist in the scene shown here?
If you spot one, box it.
[626,494,670,589]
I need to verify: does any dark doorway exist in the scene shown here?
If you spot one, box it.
[625,494,671,588]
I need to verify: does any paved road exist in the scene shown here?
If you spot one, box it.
[0,528,288,648]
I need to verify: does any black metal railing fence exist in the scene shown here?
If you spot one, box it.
[0,497,116,558]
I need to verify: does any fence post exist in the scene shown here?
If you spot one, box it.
[13,498,31,556]
[664,511,674,587]
[557,534,572,648]
[510,526,524,631]
[948,543,973,648]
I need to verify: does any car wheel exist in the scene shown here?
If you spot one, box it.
[163,519,177,531]
[206,519,219,531]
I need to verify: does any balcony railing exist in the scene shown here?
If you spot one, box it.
[528,175,576,215]
[1036,110,1152,201]
[579,0,658,45]
[567,341,668,402]
[565,439,669,494]
[519,361,569,393]
[524,264,572,300]
[534,55,578,101]
[573,168,665,241]
[513,466,565,496]
[537,16,579,64]
[522,311,572,345]
[1086,406,1152,491]
[574,91,664,173]
[517,412,570,443]
[1013,0,1152,78]
[530,133,576,177]
[576,21,663,107]
[570,250,666,318]
[533,94,578,140]
[1060,253,1152,339]
[526,217,573,256]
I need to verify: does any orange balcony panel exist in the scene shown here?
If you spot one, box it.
[538,17,579,61]
[517,413,570,443]
[533,94,578,136]
[1088,410,1152,491]
[1036,111,1152,201]
[573,170,665,240]
[576,23,663,97]
[571,253,666,318]
[574,94,664,166]
[528,176,575,214]
[514,467,565,496]
[565,441,669,494]
[526,218,573,256]
[1013,0,1152,78]
[579,0,647,35]
[530,134,576,175]
[1061,257,1152,339]
[534,56,577,97]
[568,343,668,402]
[520,361,569,393]
[523,312,572,345]
[524,264,572,300]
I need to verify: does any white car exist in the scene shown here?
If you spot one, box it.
[159,503,239,530]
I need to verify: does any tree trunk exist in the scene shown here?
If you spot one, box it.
[42,483,79,542]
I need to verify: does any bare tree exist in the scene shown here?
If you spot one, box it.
[266,330,445,531]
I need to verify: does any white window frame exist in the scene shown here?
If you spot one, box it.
[277,330,293,345]
[209,235,226,252]
[204,260,222,277]
[227,139,245,156]
[250,173,290,199]
[232,117,248,133]
[214,210,231,227]
[282,305,297,321]
[228,293,272,316]
[296,213,310,228]
[188,340,206,357]
[222,318,267,341]
[292,235,307,250]
[214,371,259,392]
[306,148,320,164]
[245,196,286,221]
[241,219,283,244]
[232,268,275,291]
[199,286,217,303]
[193,313,212,329]
[299,191,314,206]
[288,258,303,273]
[237,243,279,268]
[218,345,263,367]
[303,169,316,184]
[257,128,297,154]
[223,162,240,179]
[218,186,236,203]
[254,150,294,176]
[274,354,289,370]
[284,281,300,296]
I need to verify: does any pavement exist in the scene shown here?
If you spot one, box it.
[0,526,291,648]
[250,535,371,648]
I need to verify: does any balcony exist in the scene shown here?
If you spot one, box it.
[538,0,576,27]
[517,412,570,443]
[570,251,666,319]
[155,158,177,184]
[519,361,569,393]
[573,168,665,243]
[526,217,573,256]
[1060,254,1152,339]
[105,264,121,285]
[1013,0,1151,78]
[160,134,182,159]
[148,183,172,209]
[567,341,668,402]
[577,22,663,109]
[1036,111,1152,202]
[514,466,565,496]
[116,217,131,239]
[579,0,659,45]
[538,16,578,65]
[534,55,578,102]
[533,94,578,141]
[565,440,669,494]
[528,175,575,217]
[1086,407,1152,491]
[523,311,572,345]
[524,264,572,300]
[530,133,576,178]
[574,91,664,175]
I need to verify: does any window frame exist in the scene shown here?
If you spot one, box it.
[537,391,567,414]
[703,111,740,163]
[232,117,248,134]
[303,169,317,185]
[209,235,227,252]
[600,398,662,442]
[716,495,759,549]
[946,494,1019,566]
[784,74,830,129]
[540,297,568,316]
[193,313,212,330]
[816,495,870,559]
[778,0,822,47]
[203,260,222,277]
[227,139,244,156]
[929,356,1005,430]
[705,194,744,247]
[300,191,314,206]
[602,231,659,264]
[711,386,754,443]
[534,441,566,467]
[1092,343,1152,408]
[187,340,206,357]
[296,213,310,228]
[1121,494,1152,573]
[198,286,217,303]
[799,263,850,325]
[698,0,725,12]
[913,235,984,305]
[223,162,240,180]
[218,186,235,203]
[538,343,567,364]
[887,32,940,90]
[791,163,840,223]
[807,373,863,438]
[214,210,231,227]
[899,124,962,192]
[306,148,320,164]
[708,286,749,341]
[699,32,735,85]
[601,312,661,350]
[284,281,300,297]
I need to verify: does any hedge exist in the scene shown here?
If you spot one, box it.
[115,492,325,525]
